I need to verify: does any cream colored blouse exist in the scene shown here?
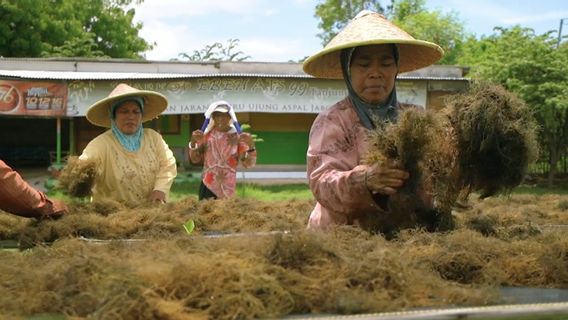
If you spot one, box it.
[80,129,177,204]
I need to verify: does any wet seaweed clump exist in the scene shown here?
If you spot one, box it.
[364,107,457,236]
[446,81,539,199]
[57,156,98,198]
[363,82,539,237]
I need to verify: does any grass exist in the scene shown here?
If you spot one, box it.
[512,185,568,195]
[47,172,313,203]
[46,171,568,203]
[170,173,313,202]
[236,183,313,201]
[173,172,568,200]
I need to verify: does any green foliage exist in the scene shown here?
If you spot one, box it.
[512,185,568,195]
[178,39,251,62]
[240,123,264,143]
[389,0,422,20]
[0,0,152,58]
[458,26,568,184]
[391,0,468,65]
[167,177,312,202]
[313,0,467,65]
[47,34,107,58]
[236,183,313,201]
[0,0,44,56]
[183,219,195,234]
[314,0,390,45]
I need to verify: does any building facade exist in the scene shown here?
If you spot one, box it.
[0,58,469,169]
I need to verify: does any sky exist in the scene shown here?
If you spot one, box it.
[133,0,568,62]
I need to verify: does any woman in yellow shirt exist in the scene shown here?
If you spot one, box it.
[78,83,177,205]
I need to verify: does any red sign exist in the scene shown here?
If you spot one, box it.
[0,80,67,116]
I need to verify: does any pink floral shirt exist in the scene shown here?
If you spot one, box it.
[307,98,383,230]
[308,98,428,230]
[189,129,256,198]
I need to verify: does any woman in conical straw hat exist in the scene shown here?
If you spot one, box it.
[188,100,256,200]
[303,10,443,231]
[76,83,177,204]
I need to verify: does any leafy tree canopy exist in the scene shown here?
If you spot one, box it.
[0,0,152,59]
[177,39,251,62]
[315,0,390,45]
[459,26,568,184]
[390,0,467,65]
[459,26,568,123]
[313,0,467,65]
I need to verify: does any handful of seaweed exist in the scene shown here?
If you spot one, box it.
[57,156,98,198]
[364,82,539,236]
[447,82,539,198]
[364,107,455,236]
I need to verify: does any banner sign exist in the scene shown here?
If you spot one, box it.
[68,77,427,116]
[0,80,67,116]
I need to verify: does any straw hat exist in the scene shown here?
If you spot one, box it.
[303,10,444,79]
[86,83,168,128]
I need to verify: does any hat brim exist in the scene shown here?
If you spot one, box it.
[303,39,443,79]
[212,107,230,113]
[86,90,168,128]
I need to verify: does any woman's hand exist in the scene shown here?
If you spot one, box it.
[364,161,409,195]
[149,190,166,204]
[190,130,204,145]
[40,199,67,220]
[238,132,254,147]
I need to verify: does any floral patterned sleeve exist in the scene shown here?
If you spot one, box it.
[307,107,383,216]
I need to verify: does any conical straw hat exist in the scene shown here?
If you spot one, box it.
[86,83,168,128]
[303,11,444,79]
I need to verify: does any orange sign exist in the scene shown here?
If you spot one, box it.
[0,80,67,116]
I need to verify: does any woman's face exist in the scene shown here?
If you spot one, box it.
[350,44,398,104]
[114,101,143,135]
[212,111,231,132]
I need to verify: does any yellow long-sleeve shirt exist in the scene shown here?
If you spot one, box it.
[79,129,177,204]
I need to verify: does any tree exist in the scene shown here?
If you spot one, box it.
[0,0,152,59]
[390,0,467,65]
[178,39,251,62]
[459,26,568,186]
[313,0,467,65]
[48,34,106,58]
[314,0,392,45]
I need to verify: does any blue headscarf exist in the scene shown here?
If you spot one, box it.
[340,44,400,129]
[110,97,145,152]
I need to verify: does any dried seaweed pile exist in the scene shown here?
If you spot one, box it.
[0,194,567,319]
[0,231,504,318]
[364,82,539,235]
[0,214,28,240]
[6,197,313,249]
